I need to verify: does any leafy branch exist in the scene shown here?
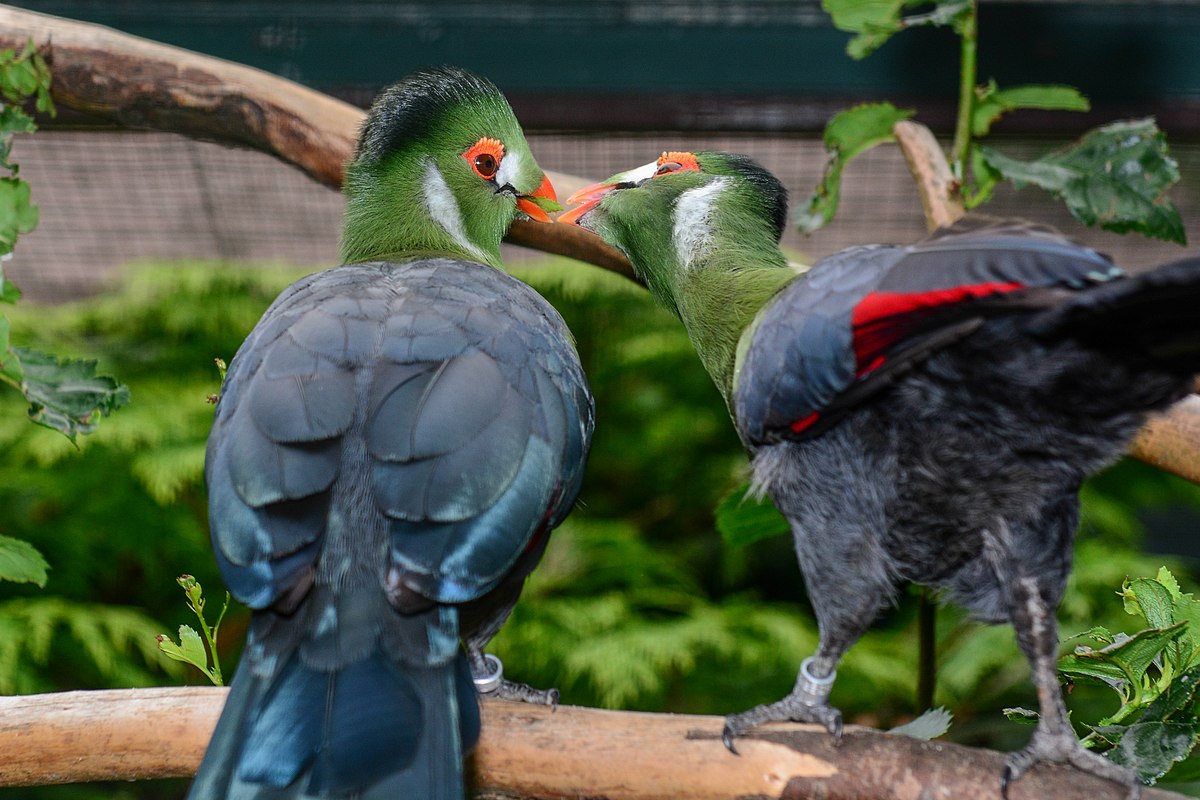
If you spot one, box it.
[802,0,1185,244]
[0,40,129,444]
[156,574,228,686]
[1008,567,1200,786]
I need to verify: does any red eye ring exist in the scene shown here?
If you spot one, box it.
[655,151,700,176]
[463,137,505,181]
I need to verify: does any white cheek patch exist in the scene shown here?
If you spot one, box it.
[422,159,489,262]
[621,161,660,185]
[495,148,522,190]
[672,178,728,270]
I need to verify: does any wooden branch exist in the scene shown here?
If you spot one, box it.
[893,120,965,231]
[0,6,359,190]
[1129,395,1200,485]
[0,4,634,280]
[0,688,1186,800]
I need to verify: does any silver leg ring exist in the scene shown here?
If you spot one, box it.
[473,653,504,694]
[795,656,836,705]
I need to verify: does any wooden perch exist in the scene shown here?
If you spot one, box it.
[0,688,1187,799]
[893,120,965,231]
[0,5,634,281]
[0,3,1197,481]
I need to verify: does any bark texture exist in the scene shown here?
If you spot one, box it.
[0,689,1186,799]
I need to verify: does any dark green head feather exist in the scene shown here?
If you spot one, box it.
[567,150,796,404]
[341,66,550,268]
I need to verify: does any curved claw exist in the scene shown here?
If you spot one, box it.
[722,724,740,756]
[1000,764,1014,800]
[546,687,560,710]
[830,714,844,745]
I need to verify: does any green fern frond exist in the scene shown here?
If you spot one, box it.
[131,442,207,504]
[0,598,181,693]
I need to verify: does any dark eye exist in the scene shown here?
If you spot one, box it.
[474,153,499,179]
[656,162,682,175]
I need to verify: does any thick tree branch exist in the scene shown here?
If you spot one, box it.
[0,688,1187,799]
[0,4,634,280]
[893,120,965,231]
[1129,395,1200,484]
[0,4,1196,480]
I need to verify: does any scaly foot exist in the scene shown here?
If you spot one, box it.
[471,652,559,708]
[722,692,843,753]
[724,656,841,753]
[1002,728,1140,800]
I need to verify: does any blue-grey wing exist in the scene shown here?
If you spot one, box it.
[206,260,593,611]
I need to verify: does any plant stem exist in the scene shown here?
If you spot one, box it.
[917,589,937,711]
[949,0,978,181]
[197,594,227,686]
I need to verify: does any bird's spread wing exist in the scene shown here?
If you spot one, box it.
[206,260,592,612]
[734,218,1121,445]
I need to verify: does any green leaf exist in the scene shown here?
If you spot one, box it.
[155,625,211,675]
[0,266,20,304]
[1086,723,1127,748]
[1068,626,1118,646]
[1106,721,1200,784]
[164,573,228,685]
[1154,567,1200,668]
[971,82,1090,138]
[978,119,1185,244]
[714,484,790,547]
[0,177,38,256]
[1003,707,1040,725]
[1060,623,1188,699]
[822,0,970,59]
[12,347,131,441]
[1138,665,1200,724]
[0,105,35,172]
[1124,575,1195,671]
[0,534,48,586]
[0,316,21,387]
[1158,567,1184,601]
[797,102,915,234]
[1124,577,1177,630]
[965,146,1003,209]
[889,707,952,739]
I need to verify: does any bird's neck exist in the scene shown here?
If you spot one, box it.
[673,244,796,407]
[340,156,504,268]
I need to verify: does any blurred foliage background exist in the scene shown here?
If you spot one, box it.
[2,256,1200,798]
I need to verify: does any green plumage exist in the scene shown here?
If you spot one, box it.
[576,152,795,405]
[340,66,546,268]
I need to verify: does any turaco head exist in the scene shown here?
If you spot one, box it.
[559,150,790,312]
[560,151,793,403]
[340,66,558,268]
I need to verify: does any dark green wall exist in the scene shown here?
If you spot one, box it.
[12,1,1200,130]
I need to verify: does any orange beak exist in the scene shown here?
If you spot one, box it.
[557,180,619,226]
[515,174,558,223]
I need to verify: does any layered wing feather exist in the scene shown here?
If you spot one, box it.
[207,258,592,613]
[198,259,591,799]
[734,219,1121,445]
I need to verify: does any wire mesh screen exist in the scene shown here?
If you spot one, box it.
[7,129,1200,302]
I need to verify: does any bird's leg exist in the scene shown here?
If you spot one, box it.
[1003,576,1140,800]
[722,652,843,753]
[467,646,559,707]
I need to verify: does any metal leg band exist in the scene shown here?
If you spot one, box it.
[473,653,504,694]
[795,656,836,705]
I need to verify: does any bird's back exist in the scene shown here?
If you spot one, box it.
[196,257,592,799]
